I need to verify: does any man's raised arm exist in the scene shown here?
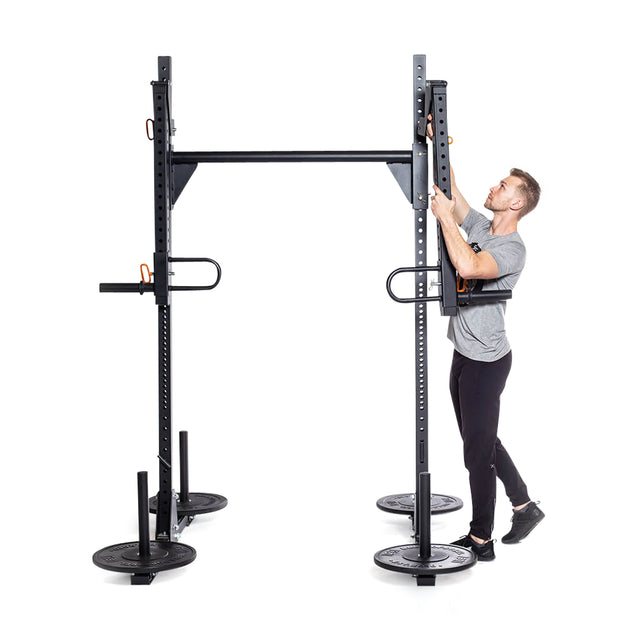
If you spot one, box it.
[449,166,471,226]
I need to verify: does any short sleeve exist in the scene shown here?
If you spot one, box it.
[485,241,526,278]
[461,208,488,234]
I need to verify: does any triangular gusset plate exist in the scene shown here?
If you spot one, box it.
[172,163,198,205]
[387,162,412,203]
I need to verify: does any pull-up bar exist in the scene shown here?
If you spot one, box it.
[172,150,412,163]
[93,54,510,587]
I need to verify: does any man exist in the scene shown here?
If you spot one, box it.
[429,162,544,562]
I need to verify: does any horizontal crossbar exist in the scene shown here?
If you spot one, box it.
[172,150,412,164]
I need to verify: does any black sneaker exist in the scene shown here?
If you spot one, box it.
[501,501,545,544]
[451,534,496,561]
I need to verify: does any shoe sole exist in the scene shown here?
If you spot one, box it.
[475,554,495,562]
[501,513,545,544]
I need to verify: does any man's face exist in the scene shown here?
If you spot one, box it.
[484,176,523,213]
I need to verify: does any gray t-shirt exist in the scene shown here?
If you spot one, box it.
[447,208,526,362]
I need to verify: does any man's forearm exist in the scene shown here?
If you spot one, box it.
[449,166,471,225]
[438,216,479,278]
[438,215,499,280]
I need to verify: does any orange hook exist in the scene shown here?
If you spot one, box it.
[140,264,153,284]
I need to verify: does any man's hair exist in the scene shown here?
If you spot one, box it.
[510,168,540,218]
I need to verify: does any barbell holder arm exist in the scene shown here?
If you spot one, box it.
[99,282,155,294]
[456,289,512,305]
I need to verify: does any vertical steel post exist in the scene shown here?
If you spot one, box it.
[412,56,430,554]
[152,57,175,540]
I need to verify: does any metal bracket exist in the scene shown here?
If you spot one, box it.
[172,163,198,205]
[387,163,412,203]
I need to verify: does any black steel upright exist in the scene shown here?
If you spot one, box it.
[408,58,459,556]
[412,72,456,548]
[152,57,176,541]
[411,57,431,552]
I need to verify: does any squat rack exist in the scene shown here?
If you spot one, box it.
[93,55,510,586]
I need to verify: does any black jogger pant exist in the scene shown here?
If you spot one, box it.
[449,350,530,541]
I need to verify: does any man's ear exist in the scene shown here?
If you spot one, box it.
[511,198,524,213]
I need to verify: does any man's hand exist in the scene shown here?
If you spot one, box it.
[426,114,434,140]
[430,184,457,225]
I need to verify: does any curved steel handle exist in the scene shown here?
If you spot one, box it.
[386,266,440,303]
[168,257,222,291]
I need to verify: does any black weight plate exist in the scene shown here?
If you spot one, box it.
[374,543,476,575]
[149,492,228,516]
[376,493,463,515]
[93,540,196,573]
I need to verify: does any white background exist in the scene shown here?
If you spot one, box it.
[3,1,638,637]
